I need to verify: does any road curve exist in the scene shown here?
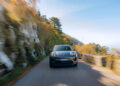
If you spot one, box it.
[14,57,120,86]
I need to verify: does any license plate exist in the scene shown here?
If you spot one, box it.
[57,59,69,61]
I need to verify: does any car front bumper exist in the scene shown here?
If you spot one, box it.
[50,57,78,66]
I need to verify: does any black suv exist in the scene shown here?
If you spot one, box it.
[49,45,78,67]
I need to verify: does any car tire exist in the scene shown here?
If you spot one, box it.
[49,60,54,68]
[49,58,53,68]
[74,63,78,67]
[49,63,53,68]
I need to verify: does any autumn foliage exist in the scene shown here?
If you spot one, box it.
[73,43,108,55]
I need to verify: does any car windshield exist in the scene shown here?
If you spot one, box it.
[53,45,72,51]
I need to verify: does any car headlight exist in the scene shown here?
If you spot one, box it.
[51,52,56,57]
[70,52,76,56]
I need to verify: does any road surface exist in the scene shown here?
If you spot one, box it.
[14,57,120,86]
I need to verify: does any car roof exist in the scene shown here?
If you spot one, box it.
[54,44,71,46]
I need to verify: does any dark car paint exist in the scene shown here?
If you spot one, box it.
[49,49,78,67]
[51,51,77,57]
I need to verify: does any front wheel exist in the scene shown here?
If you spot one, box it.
[74,63,78,67]
[49,59,54,68]
[49,63,54,68]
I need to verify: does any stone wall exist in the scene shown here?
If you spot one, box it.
[81,54,120,74]
[81,54,106,67]
[114,60,120,74]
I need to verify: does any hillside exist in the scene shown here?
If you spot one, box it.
[70,37,84,45]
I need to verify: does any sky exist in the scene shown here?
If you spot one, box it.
[38,0,120,49]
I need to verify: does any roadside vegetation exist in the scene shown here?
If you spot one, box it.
[0,0,72,85]
[73,43,120,59]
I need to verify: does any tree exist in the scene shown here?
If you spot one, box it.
[41,15,50,24]
[49,17,62,33]
[111,48,120,57]
[38,11,41,16]
[94,44,101,53]
[73,43,108,55]
[99,46,108,55]
[93,44,108,55]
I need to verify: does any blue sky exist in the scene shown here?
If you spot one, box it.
[38,0,120,49]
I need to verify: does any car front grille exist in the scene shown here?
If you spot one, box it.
[55,60,73,64]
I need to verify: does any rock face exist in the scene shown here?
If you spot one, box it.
[0,14,44,74]
[0,39,4,50]
[20,22,40,45]
[0,51,13,70]
[0,6,5,22]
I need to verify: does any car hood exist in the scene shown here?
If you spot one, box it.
[52,51,76,57]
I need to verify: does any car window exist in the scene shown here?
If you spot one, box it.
[53,46,72,51]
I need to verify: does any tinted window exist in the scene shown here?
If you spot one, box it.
[53,45,72,51]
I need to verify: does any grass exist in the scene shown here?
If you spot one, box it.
[0,67,23,86]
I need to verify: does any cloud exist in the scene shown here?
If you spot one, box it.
[38,0,93,18]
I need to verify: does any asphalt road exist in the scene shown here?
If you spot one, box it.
[14,57,120,86]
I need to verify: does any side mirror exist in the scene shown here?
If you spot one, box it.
[73,49,76,51]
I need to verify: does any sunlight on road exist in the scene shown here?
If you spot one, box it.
[92,66,120,86]
[55,83,68,86]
